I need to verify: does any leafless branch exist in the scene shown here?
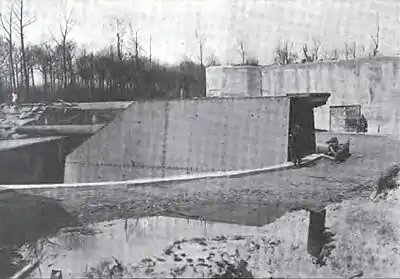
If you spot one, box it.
[370,13,380,57]
[237,39,246,64]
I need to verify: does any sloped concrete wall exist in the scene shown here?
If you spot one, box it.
[0,139,66,184]
[65,101,168,182]
[65,98,290,183]
[261,57,400,137]
[206,66,262,97]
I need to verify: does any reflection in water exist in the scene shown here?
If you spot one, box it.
[23,216,264,278]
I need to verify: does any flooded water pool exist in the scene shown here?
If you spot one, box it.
[22,216,266,278]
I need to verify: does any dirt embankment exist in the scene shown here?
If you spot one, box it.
[82,186,400,278]
[21,156,375,228]
[18,133,399,228]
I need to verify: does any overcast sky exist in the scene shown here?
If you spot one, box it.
[1,0,400,65]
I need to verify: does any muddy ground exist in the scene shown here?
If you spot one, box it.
[2,133,400,277]
[19,158,373,227]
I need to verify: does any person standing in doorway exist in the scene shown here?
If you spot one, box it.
[289,124,302,168]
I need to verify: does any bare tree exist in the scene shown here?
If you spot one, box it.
[351,41,358,59]
[128,23,141,94]
[149,35,152,67]
[302,39,322,62]
[344,42,350,60]
[0,39,10,100]
[302,43,312,62]
[312,39,322,61]
[195,29,206,68]
[237,39,246,65]
[344,41,359,59]
[331,48,340,60]
[116,20,124,61]
[0,3,16,100]
[370,13,380,57]
[274,42,298,65]
[206,53,220,66]
[109,17,126,61]
[194,15,207,96]
[13,0,36,96]
[52,4,75,89]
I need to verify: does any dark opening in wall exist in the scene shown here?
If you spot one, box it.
[288,98,316,162]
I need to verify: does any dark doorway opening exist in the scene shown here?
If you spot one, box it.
[288,98,316,162]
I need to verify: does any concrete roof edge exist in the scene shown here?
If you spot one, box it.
[261,55,400,70]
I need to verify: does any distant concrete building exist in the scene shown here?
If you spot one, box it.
[207,57,400,137]
[261,56,400,136]
[64,93,330,183]
[206,65,262,98]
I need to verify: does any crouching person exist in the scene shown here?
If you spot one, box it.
[335,139,351,162]
[326,137,351,162]
[326,137,340,157]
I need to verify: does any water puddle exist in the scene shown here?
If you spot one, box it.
[21,216,265,278]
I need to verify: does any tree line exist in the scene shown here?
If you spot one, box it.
[0,2,385,103]
[0,0,224,103]
[274,13,382,65]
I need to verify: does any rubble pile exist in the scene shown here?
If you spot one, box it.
[0,104,47,140]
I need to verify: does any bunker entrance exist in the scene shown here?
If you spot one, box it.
[287,93,330,162]
[288,98,316,162]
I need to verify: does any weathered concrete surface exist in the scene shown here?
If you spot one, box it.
[0,138,64,184]
[65,98,290,183]
[329,105,361,132]
[261,57,400,137]
[206,66,262,97]
[0,136,87,184]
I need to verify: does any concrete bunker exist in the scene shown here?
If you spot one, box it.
[65,94,330,183]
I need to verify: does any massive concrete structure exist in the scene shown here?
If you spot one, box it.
[206,66,262,97]
[64,94,329,183]
[206,57,400,137]
[261,57,400,135]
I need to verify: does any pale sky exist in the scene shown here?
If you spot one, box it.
[1,0,400,65]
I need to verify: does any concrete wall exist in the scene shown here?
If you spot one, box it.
[0,140,65,184]
[206,66,262,97]
[329,105,361,132]
[65,97,290,183]
[0,136,88,184]
[261,57,400,137]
